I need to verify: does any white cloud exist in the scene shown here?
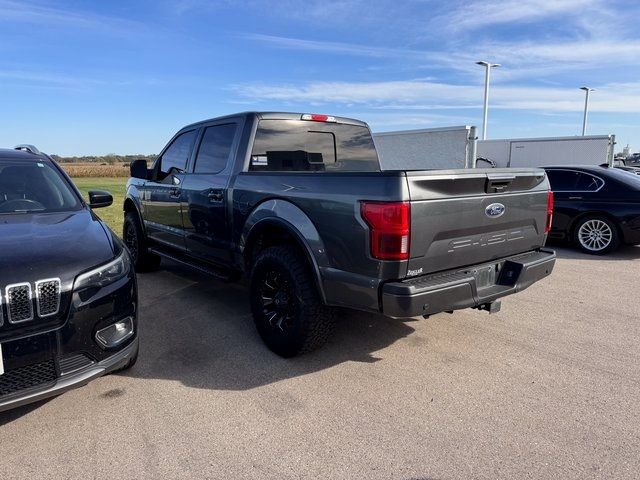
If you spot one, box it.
[242,33,640,83]
[438,0,602,31]
[467,39,640,70]
[241,34,446,61]
[233,79,640,114]
[0,0,147,33]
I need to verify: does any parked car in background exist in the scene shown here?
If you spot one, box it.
[124,112,556,357]
[0,145,138,413]
[544,165,640,254]
[626,153,640,167]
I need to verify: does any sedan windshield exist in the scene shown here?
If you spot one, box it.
[0,159,81,213]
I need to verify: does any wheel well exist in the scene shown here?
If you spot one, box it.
[570,211,621,239]
[123,198,137,214]
[244,220,326,302]
[244,221,309,271]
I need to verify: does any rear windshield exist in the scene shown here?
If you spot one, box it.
[600,166,640,188]
[0,159,81,214]
[249,119,380,172]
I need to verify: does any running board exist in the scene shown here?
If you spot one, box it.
[149,247,233,282]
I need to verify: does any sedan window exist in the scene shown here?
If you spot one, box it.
[575,173,604,191]
[546,170,580,191]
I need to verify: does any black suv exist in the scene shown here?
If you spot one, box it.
[0,146,138,412]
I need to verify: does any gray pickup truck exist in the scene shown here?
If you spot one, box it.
[124,112,556,357]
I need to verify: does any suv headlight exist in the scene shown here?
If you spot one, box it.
[75,250,131,290]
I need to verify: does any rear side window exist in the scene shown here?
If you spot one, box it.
[157,129,197,179]
[546,169,580,191]
[194,124,237,174]
[575,173,604,191]
[249,119,379,172]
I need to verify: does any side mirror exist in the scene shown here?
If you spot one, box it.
[130,159,149,180]
[88,190,113,209]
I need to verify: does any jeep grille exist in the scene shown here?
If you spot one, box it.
[6,283,33,323]
[36,279,61,317]
[1,279,62,325]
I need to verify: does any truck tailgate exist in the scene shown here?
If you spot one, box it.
[406,168,550,276]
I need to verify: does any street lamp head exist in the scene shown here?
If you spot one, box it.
[580,86,595,92]
[476,61,501,68]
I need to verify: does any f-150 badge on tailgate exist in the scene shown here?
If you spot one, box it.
[485,203,506,218]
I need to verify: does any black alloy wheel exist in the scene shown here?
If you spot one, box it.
[250,245,334,357]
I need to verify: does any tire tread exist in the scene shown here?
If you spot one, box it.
[250,245,334,356]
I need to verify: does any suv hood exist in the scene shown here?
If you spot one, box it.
[0,209,116,286]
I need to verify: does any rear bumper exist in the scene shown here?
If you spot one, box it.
[381,248,556,318]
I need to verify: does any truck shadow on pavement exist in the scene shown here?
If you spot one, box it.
[551,244,640,261]
[125,261,417,391]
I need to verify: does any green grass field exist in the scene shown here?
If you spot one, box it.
[73,177,127,235]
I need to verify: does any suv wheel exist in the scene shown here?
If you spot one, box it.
[249,246,334,357]
[124,212,161,271]
[574,216,620,254]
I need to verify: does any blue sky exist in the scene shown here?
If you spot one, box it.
[1,0,639,156]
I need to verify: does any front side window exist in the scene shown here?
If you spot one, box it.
[0,159,81,214]
[194,124,238,174]
[157,129,197,180]
[249,120,379,172]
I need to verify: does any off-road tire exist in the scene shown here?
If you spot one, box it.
[250,245,334,357]
[123,211,161,272]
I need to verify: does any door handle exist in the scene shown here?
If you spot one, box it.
[207,190,224,202]
[169,187,181,198]
[568,196,582,200]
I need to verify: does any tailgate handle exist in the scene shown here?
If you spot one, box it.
[485,174,515,193]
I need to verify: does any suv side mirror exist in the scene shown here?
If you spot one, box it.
[130,159,149,180]
[88,190,113,209]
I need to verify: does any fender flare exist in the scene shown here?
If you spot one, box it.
[123,194,146,235]
[241,199,330,302]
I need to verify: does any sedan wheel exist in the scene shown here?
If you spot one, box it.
[575,217,619,254]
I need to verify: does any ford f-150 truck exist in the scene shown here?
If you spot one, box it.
[124,112,556,357]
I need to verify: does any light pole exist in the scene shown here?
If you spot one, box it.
[476,61,500,140]
[580,86,594,136]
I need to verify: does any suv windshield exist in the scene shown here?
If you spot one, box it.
[0,159,81,214]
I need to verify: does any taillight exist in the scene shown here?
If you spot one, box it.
[545,190,554,234]
[360,201,411,260]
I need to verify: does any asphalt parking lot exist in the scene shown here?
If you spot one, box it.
[1,246,639,479]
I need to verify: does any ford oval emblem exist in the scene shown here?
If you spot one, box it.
[485,203,506,218]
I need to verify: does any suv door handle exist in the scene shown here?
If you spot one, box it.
[207,189,224,202]
[169,187,181,198]
[568,196,582,200]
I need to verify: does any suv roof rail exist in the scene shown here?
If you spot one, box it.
[14,144,41,155]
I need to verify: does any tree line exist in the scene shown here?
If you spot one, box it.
[51,154,157,165]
